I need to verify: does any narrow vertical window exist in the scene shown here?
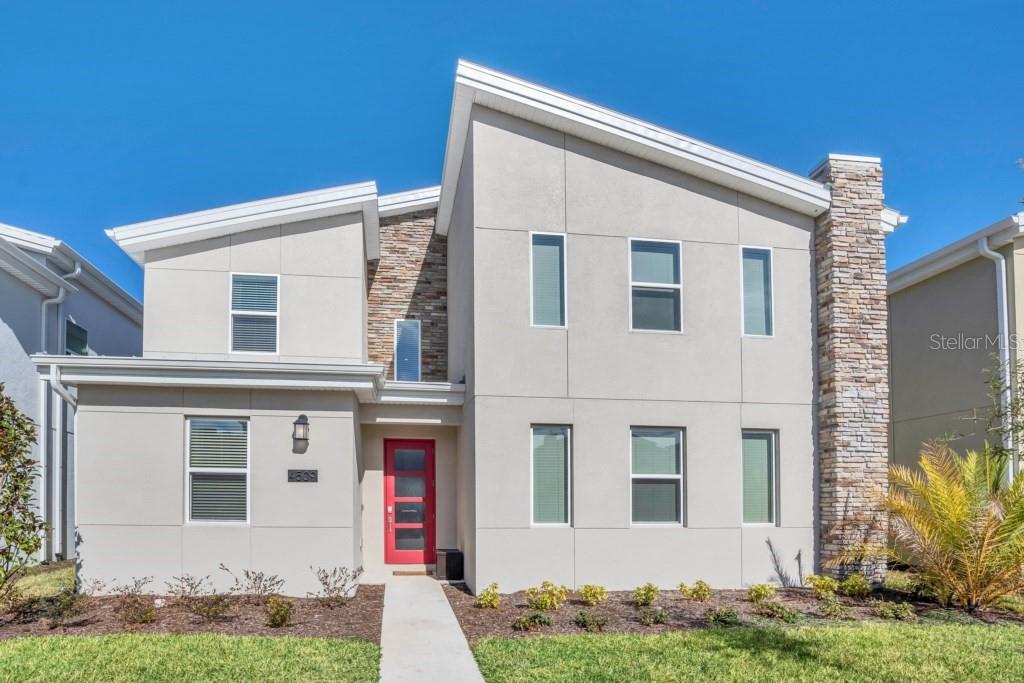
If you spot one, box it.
[188,418,249,522]
[65,320,88,356]
[531,233,566,327]
[532,425,570,524]
[231,274,278,353]
[394,319,422,382]
[742,431,776,524]
[742,248,773,336]
[631,428,684,523]
[630,240,681,331]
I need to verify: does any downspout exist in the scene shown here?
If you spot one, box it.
[52,261,80,559]
[977,237,1014,485]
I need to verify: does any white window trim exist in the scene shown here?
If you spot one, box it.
[741,429,779,527]
[185,416,251,526]
[393,319,422,382]
[530,424,572,527]
[229,272,280,355]
[739,245,775,338]
[629,427,686,526]
[529,231,568,329]
[627,237,683,334]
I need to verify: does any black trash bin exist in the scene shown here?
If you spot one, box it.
[435,548,464,581]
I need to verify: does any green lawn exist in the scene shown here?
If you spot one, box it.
[14,563,74,598]
[0,634,380,683]
[473,624,1024,683]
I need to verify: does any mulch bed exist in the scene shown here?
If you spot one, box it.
[444,585,1024,641]
[0,585,385,643]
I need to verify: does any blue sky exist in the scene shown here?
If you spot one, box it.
[1,1,1021,301]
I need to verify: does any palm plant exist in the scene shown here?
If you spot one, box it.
[838,440,1024,612]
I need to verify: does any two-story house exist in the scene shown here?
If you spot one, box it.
[1,223,143,562]
[33,62,903,594]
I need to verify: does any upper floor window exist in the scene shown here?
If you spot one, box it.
[631,428,684,524]
[532,425,571,525]
[394,319,422,382]
[742,247,773,336]
[629,239,681,332]
[230,274,278,353]
[187,418,248,523]
[531,233,566,327]
[742,430,777,524]
[65,320,88,356]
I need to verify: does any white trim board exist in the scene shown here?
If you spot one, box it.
[0,236,78,297]
[378,187,440,218]
[436,60,833,235]
[107,180,380,264]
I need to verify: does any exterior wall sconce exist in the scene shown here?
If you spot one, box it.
[292,414,309,454]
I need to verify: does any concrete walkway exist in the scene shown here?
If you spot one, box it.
[380,576,485,683]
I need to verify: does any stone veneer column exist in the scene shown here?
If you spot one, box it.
[811,155,890,580]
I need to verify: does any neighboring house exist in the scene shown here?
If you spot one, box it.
[889,212,1024,479]
[0,223,143,561]
[33,62,904,594]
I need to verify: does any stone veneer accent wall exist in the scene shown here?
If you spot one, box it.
[812,156,890,580]
[366,209,448,381]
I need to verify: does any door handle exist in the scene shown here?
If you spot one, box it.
[387,514,393,534]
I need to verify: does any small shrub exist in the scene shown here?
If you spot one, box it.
[805,574,839,599]
[638,606,669,626]
[219,564,285,604]
[112,578,156,626]
[308,566,363,608]
[748,583,777,605]
[633,582,659,607]
[189,593,231,622]
[756,601,800,623]
[678,580,712,602]
[525,581,569,611]
[871,599,916,622]
[578,584,608,606]
[574,610,608,632]
[512,612,551,632]
[839,573,872,599]
[42,590,91,629]
[265,595,294,628]
[704,606,742,627]
[5,590,41,621]
[474,583,501,609]
[819,593,853,620]
[165,574,210,607]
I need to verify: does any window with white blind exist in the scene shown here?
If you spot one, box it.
[631,428,684,524]
[187,418,249,523]
[742,247,773,336]
[532,425,571,525]
[230,273,278,353]
[531,233,566,327]
[394,319,421,382]
[629,239,682,332]
[742,430,777,524]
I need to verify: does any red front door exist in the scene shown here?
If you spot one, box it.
[384,439,435,564]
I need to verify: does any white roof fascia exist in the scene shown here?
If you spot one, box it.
[0,236,78,297]
[888,212,1024,295]
[0,222,58,254]
[378,187,441,218]
[881,207,909,234]
[435,61,832,235]
[373,380,466,405]
[106,181,380,264]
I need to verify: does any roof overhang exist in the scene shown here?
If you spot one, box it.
[106,181,380,265]
[378,187,440,218]
[32,355,465,406]
[435,61,832,235]
[888,212,1024,295]
[0,236,78,298]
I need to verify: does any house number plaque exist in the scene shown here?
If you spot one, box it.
[287,469,318,483]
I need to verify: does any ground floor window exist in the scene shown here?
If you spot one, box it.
[631,428,684,523]
[187,418,249,522]
[532,425,571,525]
[742,430,776,524]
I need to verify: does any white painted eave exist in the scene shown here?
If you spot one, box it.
[0,237,78,297]
[888,212,1024,295]
[881,207,909,234]
[106,181,380,265]
[373,380,466,406]
[378,187,440,218]
[435,60,832,235]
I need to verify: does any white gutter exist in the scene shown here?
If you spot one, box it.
[976,237,1014,484]
[39,261,80,352]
